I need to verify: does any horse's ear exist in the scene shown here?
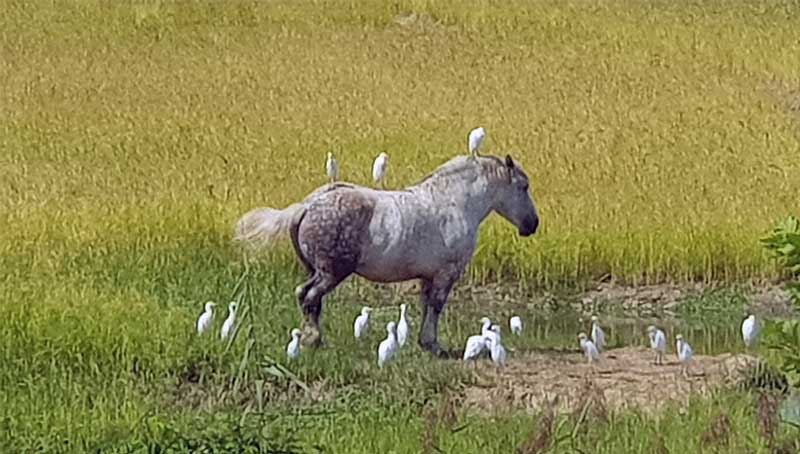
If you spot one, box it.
[505,154,515,169]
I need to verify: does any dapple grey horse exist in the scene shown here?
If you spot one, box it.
[234,154,539,357]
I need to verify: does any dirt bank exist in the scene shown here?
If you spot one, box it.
[462,347,760,414]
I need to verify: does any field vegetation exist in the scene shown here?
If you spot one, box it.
[2,0,800,452]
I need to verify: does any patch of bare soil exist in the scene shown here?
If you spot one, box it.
[463,347,759,415]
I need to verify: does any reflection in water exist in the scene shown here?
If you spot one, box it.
[346,282,768,357]
[449,306,746,356]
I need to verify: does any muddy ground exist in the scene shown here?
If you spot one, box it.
[347,280,793,414]
[462,347,760,415]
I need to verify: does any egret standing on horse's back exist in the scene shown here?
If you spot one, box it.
[372,152,389,189]
[468,127,486,159]
[233,154,539,357]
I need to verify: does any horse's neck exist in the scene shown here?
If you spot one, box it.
[416,174,497,228]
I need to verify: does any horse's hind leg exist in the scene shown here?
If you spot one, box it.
[299,271,349,348]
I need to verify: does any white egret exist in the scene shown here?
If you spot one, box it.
[487,336,507,367]
[220,302,238,340]
[396,303,409,348]
[468,127,486,159]
[479,317,492,337]
[463,334,490,362]
[286,328,302,360]
[509,316,523,336]
[741,314,759,348]
[377,321,398,367]
[590,315,606,353]
[676,334,693,377]
[578,332,600,364]
[372,152,389,189]
[326,152,339,184]
[489,324,502,344]
[354,306,373,340]
[647,325,667,365]
[196,301,216,335]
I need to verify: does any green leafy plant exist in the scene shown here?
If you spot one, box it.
[760,216,800,387]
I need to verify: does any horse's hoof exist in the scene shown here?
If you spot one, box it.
[300,326,323,348]
[421,342,449,359]
[301,337,324,349]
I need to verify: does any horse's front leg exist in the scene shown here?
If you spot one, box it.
[418,274,457,358]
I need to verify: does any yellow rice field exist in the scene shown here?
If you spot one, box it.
[3,0,800,284]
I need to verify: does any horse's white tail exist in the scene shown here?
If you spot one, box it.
[233,203,305,246]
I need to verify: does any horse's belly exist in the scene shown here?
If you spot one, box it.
[355,266,418,283]
[355,255,426,282]
[356,246,450,283]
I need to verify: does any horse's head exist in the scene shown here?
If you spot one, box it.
[493,155,539,237]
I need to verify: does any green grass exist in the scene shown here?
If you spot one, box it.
[3,0,800,452]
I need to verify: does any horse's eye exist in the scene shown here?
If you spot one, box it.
[522,183,529,191]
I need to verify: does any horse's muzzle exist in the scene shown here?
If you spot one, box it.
[519,216,539,237]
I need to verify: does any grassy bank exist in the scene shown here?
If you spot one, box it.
[3,0,800,283]
[0,243,794,452]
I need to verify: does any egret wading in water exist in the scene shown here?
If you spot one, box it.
[354,306,373,340]
[741,314,759,348]
[676,334,693,377]
[377,321,398,367]
[326,152,339,184]
[286,328,302,360]
[591,315,606,353]
[220,302,238,340]
[578,332,600,364]
[509,316,523,336]
[647,325,667,365]
[396,304,409,348]
[468,127,486,159]
[372,152,389,189]
[196,302,216,336]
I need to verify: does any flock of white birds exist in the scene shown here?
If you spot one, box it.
[197,125,763,372]
[325,125,487,188]
[196,301,238,340]
[575,313,761,377]
[194,296,761,372]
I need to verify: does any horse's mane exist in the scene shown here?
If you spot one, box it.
[411,155,511,190]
